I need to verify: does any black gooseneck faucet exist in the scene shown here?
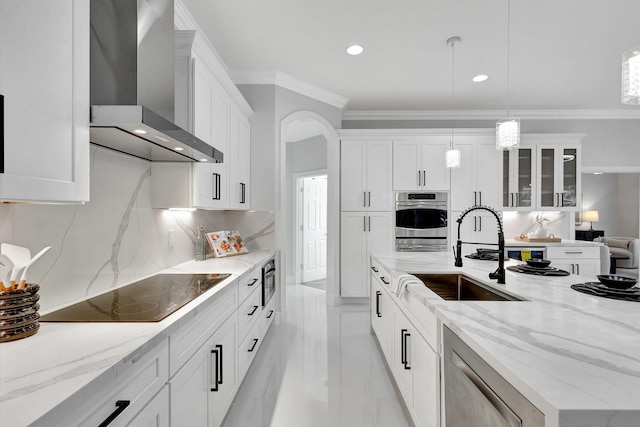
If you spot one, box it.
[454,205,506,284]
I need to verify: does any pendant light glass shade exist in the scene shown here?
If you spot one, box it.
[445,148,461,168]
[622,46,640,105]
[496,118,520,150]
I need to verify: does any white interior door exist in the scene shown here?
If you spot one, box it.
[302,175,328,282]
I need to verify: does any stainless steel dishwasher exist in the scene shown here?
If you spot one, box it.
[443,326,544,427]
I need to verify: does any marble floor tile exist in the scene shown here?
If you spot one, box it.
[222,283,410,427]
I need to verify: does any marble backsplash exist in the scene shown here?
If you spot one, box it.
[0,146,274,312]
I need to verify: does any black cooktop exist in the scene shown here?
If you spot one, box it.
[571,283,640,302]
[40,273,230,322]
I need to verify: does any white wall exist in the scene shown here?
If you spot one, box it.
[0,146,270,312]
[578,173,639,238]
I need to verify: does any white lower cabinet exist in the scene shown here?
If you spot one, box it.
[546,246,601,278]
[170,312,239,427]
[371,263,440,427]
[128,385,170,427]
[340,211,394,297]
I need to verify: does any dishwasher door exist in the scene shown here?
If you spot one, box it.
[443,326,544,427]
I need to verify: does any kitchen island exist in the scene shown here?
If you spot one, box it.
[372,251,640,427]
[0,250,274,427]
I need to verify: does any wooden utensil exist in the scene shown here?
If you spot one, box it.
[18,246,51,289]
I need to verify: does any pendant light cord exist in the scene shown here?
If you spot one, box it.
[506,0,511,118]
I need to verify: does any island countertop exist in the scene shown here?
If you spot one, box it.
[0,250,274,427]
[371,251,640,427]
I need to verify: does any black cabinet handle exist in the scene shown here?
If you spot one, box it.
[474,216,477,232]
[363,191,366,208]
[98,400,130,427]
[371,266,379,273]
[212,173,221,200]
[248,338,259,352]
[240,182,246,204]
[375,291,382,318]
[368,216,371,232]
[248,305,259,316]
[479,191,482,206]
[363,216,366,232]
[422,170,426,186]
[474,191,477,205]
[248,278,258,287]
[266,310,274,319]
[367,191,371,207]
[380,277,389,285]
[401,329,411,370]
[417,170,421,186]
[479,216,482,232]
[210,344,223,391]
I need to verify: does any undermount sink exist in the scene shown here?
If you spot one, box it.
[413,274,524,302]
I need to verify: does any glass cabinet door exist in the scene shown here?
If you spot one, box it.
[562,148,577,208]
[516,148,533,208]
[539,148,556,207]
[502,148,533,209]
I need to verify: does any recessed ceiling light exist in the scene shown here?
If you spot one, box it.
[133,129,147,134]
[472,74,489,82]
[593,172,604,175]
[199,158,208,162]
[346,44,364,55]
[174,147,184,151]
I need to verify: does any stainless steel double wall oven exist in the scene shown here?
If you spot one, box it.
[395,192,449,252]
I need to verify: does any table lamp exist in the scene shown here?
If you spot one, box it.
[583,210,599,230]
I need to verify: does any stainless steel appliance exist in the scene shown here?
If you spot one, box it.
[395,192,448,252]
[39,273,230,322]
[89,0,223,163]
[443,326,544,427]
[262,258,276,306]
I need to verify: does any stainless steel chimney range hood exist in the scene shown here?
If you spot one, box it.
[89,0,222,163]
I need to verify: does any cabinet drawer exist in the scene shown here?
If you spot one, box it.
[238,319,262,378]
[546,246,600,259]
[56,340,169,427]
[169,284,238,377]
[370,258,391,288]
[261,299,276,337]
[238,268,261,303]
[238,286,262,340]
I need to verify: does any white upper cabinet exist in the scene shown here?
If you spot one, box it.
[501,146,536,211]
[536,144,581,211]
[151,29,252,210]
[393,138,450,191]
[341,140,393,211]
[0,0,90,203]
[450,136,500,211]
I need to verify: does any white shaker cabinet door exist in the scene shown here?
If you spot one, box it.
[340,212,368,297]
[393,141,422,191]
[420,138,449,190]
[0,0,90,202]
[341,141,367,211]
[366,140,394,211]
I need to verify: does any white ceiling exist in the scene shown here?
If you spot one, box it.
[181,0,640,113]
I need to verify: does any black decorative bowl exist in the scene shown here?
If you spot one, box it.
[596,275,637,290]
[526,259,551,268]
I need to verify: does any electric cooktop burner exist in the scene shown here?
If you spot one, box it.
[571,283,640,302]
[40,273,231,322]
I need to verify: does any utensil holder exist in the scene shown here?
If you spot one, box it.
[0,284,40,343]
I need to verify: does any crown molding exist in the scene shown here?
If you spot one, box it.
[230,70,350,110]
[342,109,640,121]
[174,0,253,116]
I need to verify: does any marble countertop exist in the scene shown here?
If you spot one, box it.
[504,238,603,247]
[372,251,640,427]
[0,250,274,427]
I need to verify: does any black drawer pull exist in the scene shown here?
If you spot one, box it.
[98,400,130,427]
[248,278,259,287]
[266,310,274,319]
[380,277,389,285]
[371,266,379,273]
[248,305,259,316]
[248,338,259,352]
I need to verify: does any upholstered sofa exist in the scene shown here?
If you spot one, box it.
[594,236,639,277]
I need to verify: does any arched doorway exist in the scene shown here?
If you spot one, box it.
[278,112,340,312]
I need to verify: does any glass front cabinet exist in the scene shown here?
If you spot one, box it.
[536,144,581,211]
[501,147,536,211]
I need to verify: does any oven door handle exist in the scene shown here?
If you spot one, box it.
[263,267,276,276]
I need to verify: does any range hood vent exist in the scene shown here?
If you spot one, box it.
[89,0,222,163]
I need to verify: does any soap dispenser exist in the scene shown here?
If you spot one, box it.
[195,225,206,261]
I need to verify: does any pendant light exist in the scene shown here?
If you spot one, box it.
[622,46,640,105]
[496,0,520,151]
[446,36,461,169]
